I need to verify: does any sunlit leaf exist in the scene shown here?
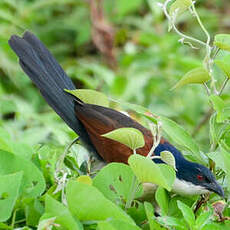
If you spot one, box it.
[128,154,175,191]
[65,89,109,107]
[155,187,169,216]
[102,128,145,151]
[93,163,142,204]
[177,200,195,227]
[66,180,135,224]
[214,34,230,52]
[77,175,92,185]
[160,151,177,171]
[172,67,210,90]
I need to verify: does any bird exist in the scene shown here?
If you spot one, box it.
[8,31,224,197]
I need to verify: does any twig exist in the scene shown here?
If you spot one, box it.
[218,77,229,95]
[161,0,206,47]
[192,108,213,137]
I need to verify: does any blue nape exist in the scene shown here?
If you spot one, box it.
[154,141,184,161]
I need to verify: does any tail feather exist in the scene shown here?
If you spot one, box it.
[8,32,96,154]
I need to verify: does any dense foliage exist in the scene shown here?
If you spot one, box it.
[0,0,230,229]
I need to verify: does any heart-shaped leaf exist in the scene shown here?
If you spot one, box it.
[93,163,143,204]
[102,128,145,151]
[66,180,135,224]
[128,154,175,191]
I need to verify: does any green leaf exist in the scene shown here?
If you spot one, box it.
[0,172,23,222]
[160,116,204,163]
[65,89,109,107]
[195,210,212,229]
[117,0,143,16]
[128,154,176,191]
[40,195,83,230]
[219,142,230,189]
[160,151,177,171]
[169,0,192,17]
[214,34,230,52]
[66,180,135,224]
[111,99,150,114]
[215,55,230,78]
[155,187,169,216]
[177,200,195,227]
[97,219,141,230]
[157,216,187,230]
[0,150,45,198]
[77,175,93,185]
[93,163,142,204]
[102,128,145,151]
[172,67,210,89]
[209,95,229,122]
[144,202,162,230]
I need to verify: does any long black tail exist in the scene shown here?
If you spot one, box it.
[8,31,95,152]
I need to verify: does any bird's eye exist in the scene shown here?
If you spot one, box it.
[197,175,204,180]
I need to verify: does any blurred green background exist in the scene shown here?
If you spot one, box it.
[0,0,230,152]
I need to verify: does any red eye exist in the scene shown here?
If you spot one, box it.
[197,175,204,180]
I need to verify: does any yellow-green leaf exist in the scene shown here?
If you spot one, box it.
[102,128,145,151]
[65,89,109,107]
[128,154,176,191]
[172,67,210,90]
[160,151,177,171]
[214,34,230,52]
[76,175,92,185]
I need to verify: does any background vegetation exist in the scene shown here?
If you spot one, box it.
[0,0,230,229]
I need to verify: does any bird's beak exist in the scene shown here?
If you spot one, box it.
[208,182,224,198]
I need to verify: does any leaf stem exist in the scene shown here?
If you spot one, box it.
[218,77,229,96]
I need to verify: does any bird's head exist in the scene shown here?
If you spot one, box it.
[154,141,224,197]
[173,159,224,197]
